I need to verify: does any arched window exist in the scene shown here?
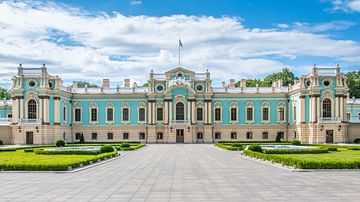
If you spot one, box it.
[322,98,331,118]
[28,99,37,119]
[176,102,184,120]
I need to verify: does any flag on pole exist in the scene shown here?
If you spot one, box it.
[179,39,183,48]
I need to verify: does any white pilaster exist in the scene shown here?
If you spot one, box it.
[208,102,212,124]
[164,101,168,124]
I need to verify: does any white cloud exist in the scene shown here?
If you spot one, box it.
[329,0,360,12]
[0,1,359,88]
[130,0,142,5]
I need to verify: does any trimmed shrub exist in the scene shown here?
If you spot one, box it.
[248,144,263,153]
[354,138,360,144]
[263,148,329,154]
[348,147,360,150]
[35,149,101,155]
[56,140,66,147]
[328,147,338,152]
[0,148,17,152]
[215,144,239,151]
[291,140,301,145]
[120,143,130,148]
[275,134,281,142]
[79,133,85,144]
[100,145,114,153]
[24,149,34,152]
[232,143,243,148]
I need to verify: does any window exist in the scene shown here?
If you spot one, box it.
[358,113,360,120]
[294,131,297,139]
[123,108,129,121]
[196,108,203,121]
[197,132,203,139]
[75,133,81,140]
[262,108,269,121]
[176,102,184,120]
[139,108,145,122]
[215,108,221,121]
[157,133,163,140]
[246,108,253,121]
[107,108,114,122]
[277,132,284,139]
[246,132,253,139]
[322,98,331,118]
[215,132,221,139]
[139,132,145,140]
[279,107,285,121]
[63,132,66,140]
[157,108,163,121]
[231,108,237,121]
[293,106,297,121]
[262,132,268,139]
[91,132,97,140]
[231,132,237,139]
[347,112,351,121]
[75,108,81,122]
[28,99,37,119]
[91,108,97,122]
[123,133,129,140]
[7,114,12,118]
[63,107,66,121]
[107,132,113,140]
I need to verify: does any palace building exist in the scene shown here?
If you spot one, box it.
[0,65,360,144]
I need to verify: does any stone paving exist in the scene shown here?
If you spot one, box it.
[1,144,360,201]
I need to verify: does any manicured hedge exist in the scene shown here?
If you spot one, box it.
[243,150,360,169]
[0,148,17,152]
[34,149,101,155]
[56,140,66,147]
[100,145,114,153]
[263,148,329,154]
[115,143,145,151]
[0,151,118,171]
[215,143,243,151]
[218,141,290,144]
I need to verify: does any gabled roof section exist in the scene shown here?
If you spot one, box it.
[165,67,195,75]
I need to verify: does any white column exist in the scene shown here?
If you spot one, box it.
[12,98,18,123]
[164,101,168,124]
[207,102,211,124]
[54,97,60,124]
[316,96,320,122]
[19,98,24,120]
[204,102,208,124]
[335,97,339,118]
[39,98,43,122]
[187,101,191,122]
[152,102,156,124]
[309,97,313,123]
[169,101,172,123]
[44,98,49,123]
[147,102,152,124]
[191,101,196,124]
[340,97,344,121]
[300,96,305,123]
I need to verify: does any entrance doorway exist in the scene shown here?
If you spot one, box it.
[26,132,34,144]
[326,130,334,143]
[176,129,184,143]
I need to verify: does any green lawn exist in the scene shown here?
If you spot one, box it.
[0,149,118,171]
[277,148,360,161]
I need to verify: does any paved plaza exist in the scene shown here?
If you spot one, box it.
[1,144,360,201]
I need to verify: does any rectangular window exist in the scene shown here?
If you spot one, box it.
[262,108,269,121]
[262,132,268,139]
[123,133,129,140]
[197,132,203,139]
[346,112,351,121]
[157,108,163,121]
[231,108,237,121]
[63,132,66,140]
[139,132,145,140]
[75,133,81,140]
[75,108,81,122]
[293,106,297,121]
[279,107,285,121]
[139,108,145,122]
[196,108,203,121]
[247,108,253,121]
[358,113,360,120]
[215,132,221,139]
[91,132,97,140]
[63,107,66,121]
[107,108,113,122]
[246,132,253,139]
[215,108,221,121]
[157,133,163,140]
[123,108,129,121]
[231,132,237,139]
[91,108,97,122]
[277,132,284,139]
[107,132,113,140]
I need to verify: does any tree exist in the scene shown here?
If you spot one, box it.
[142,83,148,87]
[0,87,11,100]
[76,81,98,88]
[346,71,360,98]
[262,68,297,87]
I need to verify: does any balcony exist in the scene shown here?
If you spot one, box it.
[348,116,360,123]
[19,119,42,124]
[169,120,191,125]
[0,118,11,125]
[318,117,341,124]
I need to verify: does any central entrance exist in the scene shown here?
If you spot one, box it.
[26,132,34,144]
[176,129,184,143]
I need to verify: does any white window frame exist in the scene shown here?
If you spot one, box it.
[89,102,98,124]
[261,102,270,123]
[106,102,115,124]
[122,102,130,124]
[246,102,254,123]
[229,102,238,124]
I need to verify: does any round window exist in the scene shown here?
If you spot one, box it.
[177,73,182,78]
[156,85,164,91]
[49,82,53,88]
[306,80,311,87]
[196,85,203,91]
[323,80,330,87]
[29,80,36,87]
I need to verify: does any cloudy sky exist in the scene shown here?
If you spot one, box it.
[0,0,359,88]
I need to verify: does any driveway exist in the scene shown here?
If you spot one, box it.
[1,144,360,201]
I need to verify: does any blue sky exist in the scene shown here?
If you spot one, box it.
[0,0,359,88]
